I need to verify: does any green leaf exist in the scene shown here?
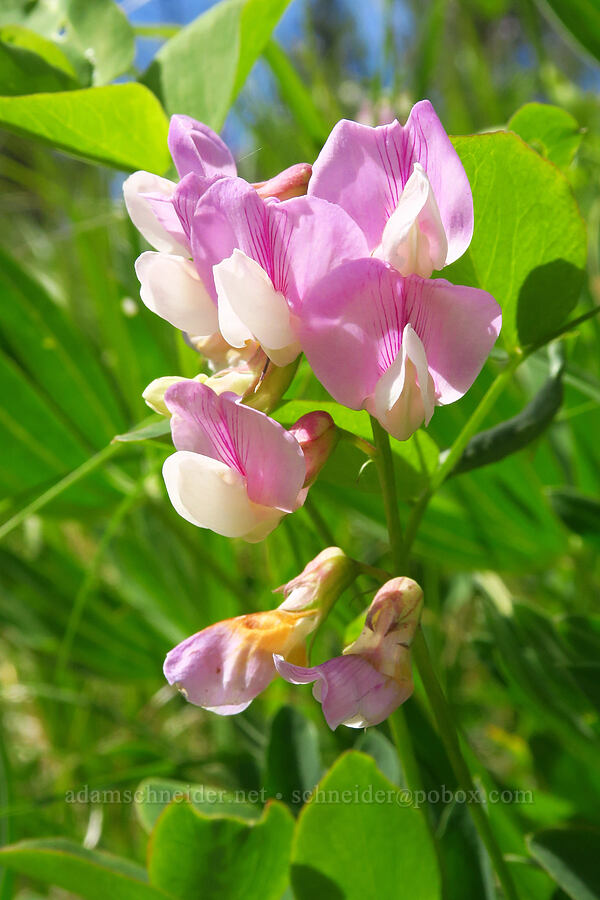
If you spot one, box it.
[135,778,259,834]
[142,0,290,129]
[452,349,564,476]
[508,102,582,169]
[447,132,587,350]
[264,706,322,808]
[148,800,294,900]
[535,0,600,64]
[291,751,441,900]
[0,247,125,447]
[0,23,79,77]
[527,827,600,899]
[0,37,78,94]
[0,84,170,172]
[113,418,171,444]
[65,0,134,86]
[0,839,168,900]
[547,487,600,545]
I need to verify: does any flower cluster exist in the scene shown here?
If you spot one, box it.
[125,101,501,727]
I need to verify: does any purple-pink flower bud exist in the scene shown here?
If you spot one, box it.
[288,411,338,486]
[253,163,312,201]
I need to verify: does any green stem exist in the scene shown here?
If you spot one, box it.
[412,631,519,900]
[388,707,444,885]
[370,417,407,569]
[371,413,520,900]
[402,354,523,562]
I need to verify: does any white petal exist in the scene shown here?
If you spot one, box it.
[135,251,218,336]
[123,171,188,255]
[378,163,448,277]
[162,451,283,540]
[368,324,436,441]
[214,249,299,365]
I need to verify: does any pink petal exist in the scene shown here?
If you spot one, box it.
[171,172,221,246]
[164,620,275,712]
[403,276,502,404]
[168,115,237,179]
[299,259,501,413]
[163,451,283,541]
[405,100,473,265]
[191,179,368,315]
[164,381,306,512]
[272,195,369,312]
[123,171,188,255]
[298,257,397,409]
[274,654,406,729]
[190,177,261,301]
[309,101,473,265]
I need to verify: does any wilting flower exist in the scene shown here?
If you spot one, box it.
[274,576,423,729]
[298,257,501,440]
[308,100,473,278]
[162,381,336,541]
[164,547,357,714]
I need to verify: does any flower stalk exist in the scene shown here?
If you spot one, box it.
[370,415,521,900]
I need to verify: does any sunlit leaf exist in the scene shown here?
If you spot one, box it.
[508,102,582,169]
[0,84,170,172]
[148,800,294,900]
[291,752,441,900]
[142,0,290,129]
[0,839,168,900]
[447,132,587,350]
[65,0,134,86]
[135,778,260,833]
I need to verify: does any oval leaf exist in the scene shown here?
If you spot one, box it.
[446,132,587,350]
[291,751,441,900]
[0,84,170,172]
[148,800,294,900]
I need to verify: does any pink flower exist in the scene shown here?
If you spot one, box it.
[308,100,473,278]
[164,547,357,714]
[298,258,501,440]
[162,380,307,541]
[124,115,367,363]
[275,577,424,729]
[189,177,368,365]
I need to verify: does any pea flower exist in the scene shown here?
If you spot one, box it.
[298,257,501,440]
[164,548,357,714]
[124,115,321,345]
[162,381,336,541]
[189,177,369,364]
[308,100,473,278]
[274,577,423,729]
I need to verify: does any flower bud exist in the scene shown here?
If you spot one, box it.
[143,376,195,416]
[288,411,338,486]
[253,163,312,201]
[343,577,423,681]
[275,547,357,615]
